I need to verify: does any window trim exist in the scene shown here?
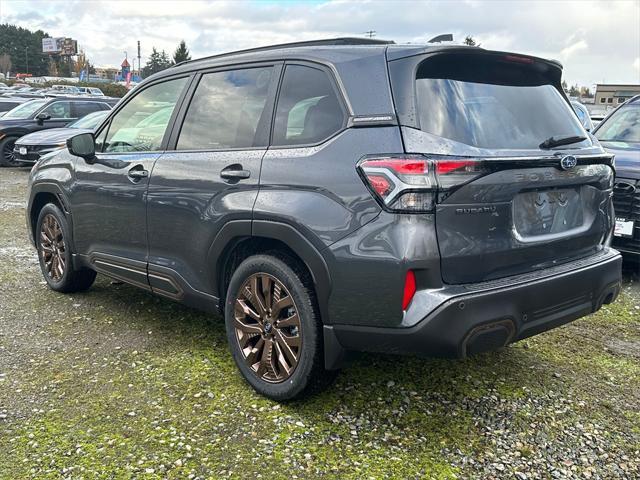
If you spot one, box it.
[94,73,195,155]
[268,60,349,150]
[167,61,283,153]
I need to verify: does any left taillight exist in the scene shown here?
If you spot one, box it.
[358,154,487,212]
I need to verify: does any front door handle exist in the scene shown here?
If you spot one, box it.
[128,167,149,180]
[221,165,251,181]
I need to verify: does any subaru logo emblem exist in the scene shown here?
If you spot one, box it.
[560,155,577,170]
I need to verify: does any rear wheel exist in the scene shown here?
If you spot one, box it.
[36,203,96,292]
[0,136,21,167]
[224,253,333,400]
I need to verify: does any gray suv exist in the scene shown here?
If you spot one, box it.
[26,38,622,400]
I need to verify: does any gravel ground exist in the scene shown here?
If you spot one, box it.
[0,166,639,479]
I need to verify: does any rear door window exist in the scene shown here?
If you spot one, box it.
[73,102,107,118]
[177,67,274,150]
[272,64,346,146]
[414,54,586,150]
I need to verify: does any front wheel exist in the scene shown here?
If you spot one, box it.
[36,203,97,293]
[225,253,333,400]
[0,136,21,167]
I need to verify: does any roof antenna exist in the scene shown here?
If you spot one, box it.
[428,34,453,43]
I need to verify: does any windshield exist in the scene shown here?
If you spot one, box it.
[68,110,109,129]
[2,99,47,119]
[415,56,586,150]
[595,104,640,143]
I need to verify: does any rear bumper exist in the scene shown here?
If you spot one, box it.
[324,249,622,367]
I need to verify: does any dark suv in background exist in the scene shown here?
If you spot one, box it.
[27,39,622,400]
[0,97,115,166]
[593,95,640,259]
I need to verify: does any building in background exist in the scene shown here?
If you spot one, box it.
[594,84,640,107]
[94,66,119,81]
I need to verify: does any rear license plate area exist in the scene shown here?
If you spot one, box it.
[513,188,584,239]
[614,218,634,237]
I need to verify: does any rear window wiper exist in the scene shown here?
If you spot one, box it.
[539,134,587,149]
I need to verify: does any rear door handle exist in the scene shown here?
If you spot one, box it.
[220,165,251,181]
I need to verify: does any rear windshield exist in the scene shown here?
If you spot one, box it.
[415,54,585,150]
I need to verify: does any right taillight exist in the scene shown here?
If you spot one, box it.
[357,155,488,212]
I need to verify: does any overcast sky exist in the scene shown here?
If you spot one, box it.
[0,0,638,87]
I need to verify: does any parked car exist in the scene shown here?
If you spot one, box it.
[0,97,114,166]
[593,95,640,259]
[76,86,106,96]
[0,97,28,116]
[571,100,594,132]
[13,110,110,165]
[26,38,622,400]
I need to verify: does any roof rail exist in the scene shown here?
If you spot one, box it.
[172,37,395,68]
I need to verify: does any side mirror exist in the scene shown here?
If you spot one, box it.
[35,112,50,125]
[67,133,96,163]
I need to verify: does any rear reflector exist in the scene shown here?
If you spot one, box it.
[402,270,417,310]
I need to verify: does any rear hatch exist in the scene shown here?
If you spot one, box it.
[387,49,615,284]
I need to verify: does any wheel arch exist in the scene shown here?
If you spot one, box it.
[208,220,332,325]
[28,184,72,247]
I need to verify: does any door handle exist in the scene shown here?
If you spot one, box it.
[220,166,251,181]
[128,168,149,180]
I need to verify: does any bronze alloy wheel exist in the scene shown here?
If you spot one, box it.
[234,273,302,383]
[40,213,66,282]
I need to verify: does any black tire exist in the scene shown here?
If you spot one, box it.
[0,136,20,167]
[224,253,335,401]
[36,203,97,293]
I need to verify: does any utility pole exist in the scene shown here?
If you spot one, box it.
[364,30,376,38]
[137,40,141,79]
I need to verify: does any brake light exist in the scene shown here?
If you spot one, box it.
[503,55,534,64]
[402,270,416,310]
[357,155,488,212]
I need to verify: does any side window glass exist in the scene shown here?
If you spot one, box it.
[272,65,345,146]
[74,102,102,118]
[104,77,187,153]
[42,101,71,119]
[177,67,273,150]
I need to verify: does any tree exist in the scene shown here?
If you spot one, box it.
[0,24,50,76]
[463,35,477,46]
[579,86,593,98]
[568,84,580,98]
[142,47,172,77]
[562,80,568,92]
[173,40,191,64]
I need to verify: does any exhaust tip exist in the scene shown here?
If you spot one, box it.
[461,319,515,358]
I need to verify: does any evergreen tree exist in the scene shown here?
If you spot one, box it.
[142,47,172,77]
[0,24,51,76]
[173,40,191,64]
[463,35,477,46]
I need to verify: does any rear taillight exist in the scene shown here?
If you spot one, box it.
[357,155,487,212]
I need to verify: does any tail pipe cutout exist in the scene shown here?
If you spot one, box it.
[461,319,516,358]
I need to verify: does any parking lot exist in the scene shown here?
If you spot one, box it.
[0,166,637,479]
